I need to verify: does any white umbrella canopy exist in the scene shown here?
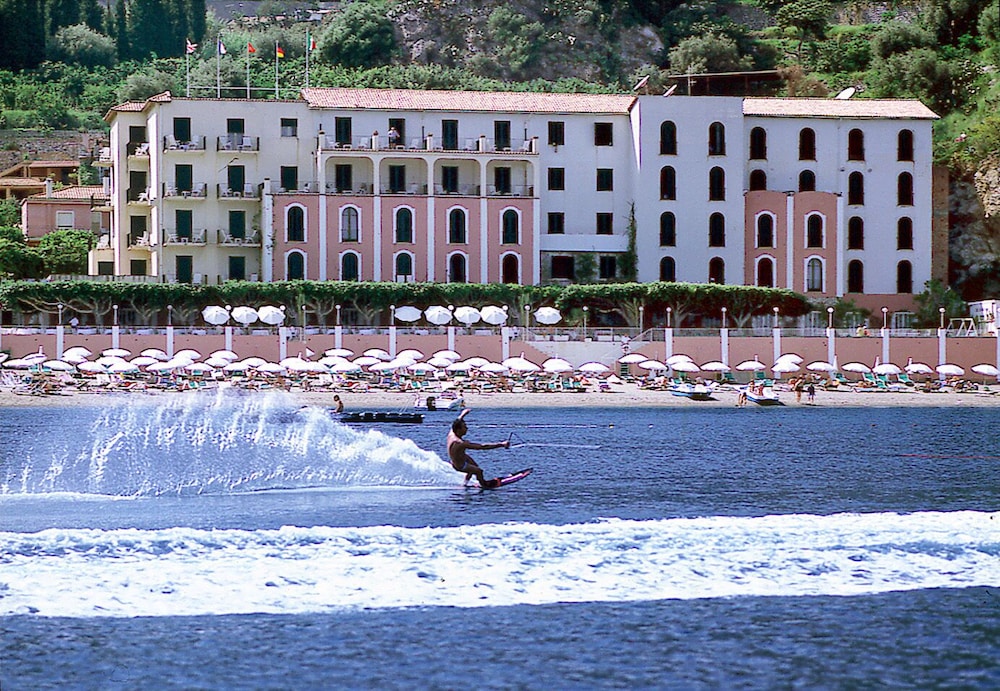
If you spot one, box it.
[325,348,355,358]
[102,348,131,358]
[202,305,230,325]
[971,363,1000,378]
[672,360,701,373]
[363,348,391,361]
[842,362,872,374]
[775,353,804,365]
[107,361,139,373]
[174,349,202,361]
[665,354,694,366]
[479,362,510,374]
[735,359,766,372]
[407,362,438,373]
[130,355,161,367]
[396,349,424,361]
[619,353,648,364]
[504,357,542,373]
[63,346,92,358]
[279,356,310,368]
[223,361,250,372]
[230,306,259,326]
[147,361,180,372]
[77,361,106,373]
[771,361,800,374]
[578,361,611,374]
[905,361,934,375]
[256,362,287,375]
[61,352,90,365]
[700,361,731,372]
[241,357,267,368]
[542,357,574,373]
[319,355,350,367]
[427,356,455,368]
[370,361,401,372]
[432,349,461,360]
[463,356,491,368]
[454,306,482,325]
[936,363,965,377]
[256,305,286,325]
[873,363,902,376]
[638,359,668,371]
[210,349,240,361]
[393,305,423,323]
[3,358,37,369]
[424,305,452,325]
[479,305,508,325]
[329,360,362,373]
[533,307,561,325]
[446,361,473,372]
[184,362,215,373]
[42,359,75,371]
[141,348,170,361]
[806,361,837,372]
[353,356,383,367]
[95,355,128,367]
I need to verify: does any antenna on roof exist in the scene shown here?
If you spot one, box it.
[663,84,678,98]
[633,75,650,93]
[834,87,856,100]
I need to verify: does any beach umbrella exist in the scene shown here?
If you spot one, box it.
[203,356,232,369]
[433,349,461,360]
[700,361,731,372]
[454,306,482,325]
[772,360,800,374]
[971,364,999,383]
[61,352,89,365]
[77,362,106,373]
[397,349,424,361]
[542,357,574,373]
[480,362,510,374]
[319,356,349,367]
[363,348,391,361]
[806,361,836,372]
[107,361,139,373]
[353,356,382,367]
[329,361,361,373]
[256,362,287,374]
[672,360,701,373]
[665,354,694,366]
[210,349,240,361]
[223,361,250,372]
[446,360,473,372]
[141,348,169,361]
[638,359,668,371]
[241,357,267,368]
[174,349,201,361]
[936,363,965,377]
[479,305,508,325]
[427,356,455,368]
[102,347,131,358]
[185,362,215,373]
[230,306,259,326]
[325,348,354,358]
[393,305,422,323]
[424,305,452,325]
[280,356,310,368]
[533,307,561,325]
[619,353,647,364]
[775,353,804,365]
[147,361,178,372]
[42,359,75,371]
[842,362,872,374]
[130,356,160,367]
[873,362,902,376]
[95,355,128,367]
[503,355,541,372]
[905,361,934,375]
[735,359,766,372]
[256,305,286,325]
[578,362,610,374]
[63,346,92,358]
[460,356,488,368]
[369,361,400,372]
[202,305,230,325]
[407,362,438,373]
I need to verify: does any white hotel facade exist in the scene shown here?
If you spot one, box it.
[94,88,942,314]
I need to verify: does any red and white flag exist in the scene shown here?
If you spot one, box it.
[186,39,197,55]
[247,42,256,54]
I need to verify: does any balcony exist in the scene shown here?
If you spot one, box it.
[320,134,538,155]
[163,229,208,245]
[126,142,150,157]
[126,187,152,204]
[325,182,373,195]
[381,183,428,195]
[218,134,258,152]
[217,230,261,246]
[94,147,113,167]
[128,233,152,248]
[486,184,534,197]
[163,182,208,199]
[164,135,207,152]
[432,183,480,196]
[218,183,259,200]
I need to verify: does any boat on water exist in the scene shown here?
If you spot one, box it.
[669,382,715,401]
[413,393,464,411]
[333,411,425,424]
[744,386,783,406]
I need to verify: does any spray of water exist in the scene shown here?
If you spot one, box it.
[8,390,454,496]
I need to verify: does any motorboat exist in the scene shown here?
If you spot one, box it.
[333,411,425,424]
[669,382,715,401]
[744,386,783,406]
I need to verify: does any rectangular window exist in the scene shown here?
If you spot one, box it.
[227,165,245,196]
[442,166,459,194]
[55,211,74,228]
[228,256,246,281]
[547,168,565,191]
[596,212,613,235]
[596,168,613,191]
[548,121,565,146]
[175,164,193,193]
[495,121,511,150]
[547,212,565,234]
[551,255,575,279]
[129,259,147,276]
[442,120,459,150]
[389,165,406,193]
[594,123,613,146]
[175,209,193,239]
[129,215,146,245]
[173,117,191,143]
[335,164,353,193]
[176,255,193,284]
[280,118,298,137]
[494,167,511,194]
[280,166,298,192]
[229,210,246,239]
[97,261,114,276]
[226,119,245,135]
[335,117,352,146]
[599,256,617,280]
[388,118,405,146]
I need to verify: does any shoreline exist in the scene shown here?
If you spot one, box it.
[3,384,999,409]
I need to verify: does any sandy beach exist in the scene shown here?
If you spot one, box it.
[3,383,999,410]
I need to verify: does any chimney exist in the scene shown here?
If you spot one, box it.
[45,178,53,197]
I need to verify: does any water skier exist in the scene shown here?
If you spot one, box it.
[446,408,509,488]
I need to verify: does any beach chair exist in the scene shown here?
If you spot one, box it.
[897,373,915,386]
[833,372,849,385]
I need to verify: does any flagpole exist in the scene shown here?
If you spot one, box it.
[305,31,310,89]
[186,48,190,97]
[275,41,279,98]
[216,33,221,98]
[246,44,251,99]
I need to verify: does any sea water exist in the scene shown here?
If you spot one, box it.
[1,391,999,688]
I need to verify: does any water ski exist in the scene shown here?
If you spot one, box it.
[479,467,533,490]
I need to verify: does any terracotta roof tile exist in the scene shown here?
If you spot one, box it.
[743,98,938,120]
[301,87,636,115]
[31,185,107,200]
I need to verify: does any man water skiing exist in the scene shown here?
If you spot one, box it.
[446,408,509,488]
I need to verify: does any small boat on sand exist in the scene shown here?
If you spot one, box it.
[744,386,783,406]
[669,382,715,401]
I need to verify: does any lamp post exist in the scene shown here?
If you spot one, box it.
[638,305,644,332]
[582,305,589,341]
[939,307,946,330]
[167,305,173,327]
[112,304,120,350]
[881,306,889,331]
[827,306,834,329]
[772,306,779,328]
[721,306,727,329]
[166,305,174,358]
[334,304,342,350]
[827,306,837,369]
[772,306,780,367]
[335,304,342,326]
[881,306,890,364]
[664,307,673,362]
[56,303,64,359]
[720,306,729,366]
[666,307,672,329]
[112,304,119,327]
[57,303,63,326]
[524,304,531,341]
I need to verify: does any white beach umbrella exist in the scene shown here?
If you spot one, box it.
[256,305,285,325]
[141,348,170,361]
[480,362,510,374]
[479,305,508,325]
[130,356,161,367]
[202,305,230,325]
[805,361,835,373]
[223,361,250,372]
[454,306,482,325]
[672,360,701,373]
[638,359,668,371]
[107,361,139,373]
[102,347,131,358]
[427,356,455,368]
[256,362,287,374]
[397,349,424,361]
[370,361,400,372]
[578,362,611,374]
[77,361,106,373]
[433,349,462,360]
[619,353,647,364]
[210,349,239,361]
[392,305,422,323]
[174,349,201,361]
[353,356,382,367]
[61,352,89,365]
[319,356,350,367]
[424,305,453,325]
[325,348,355,358]
[700,361,731,372]
[63,346,92,359]
[775,353,804,365]
[504,357,541,373]
[407,362,438,373]
[95,355,128,367]
[3,358,36,369]
[185,362,215,374]
[842,362,872,374]
[463,357,491,368]
[542,357,574,373]
[241,357,267,368]
[905,361,934,375]
[936,363,965,377]
[665,354,694,366]
[772,360,800,374]
[363,348,391,361]
[533,307,562,325]
[446,360,473,372]
[230,306,259,326]
[735,359,766,372]
[42,359,75,371]
[873,362,902,376]
[971,363,999,378]
[280,356,310,368]
[329,360,362,373]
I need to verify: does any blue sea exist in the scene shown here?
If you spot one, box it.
[1,391,999,689]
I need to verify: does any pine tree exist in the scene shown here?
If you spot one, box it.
[46,0,80,36]
[0,0,47,69]
[80,0,102,32]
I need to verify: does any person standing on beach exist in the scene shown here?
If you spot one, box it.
[446,408,509,488]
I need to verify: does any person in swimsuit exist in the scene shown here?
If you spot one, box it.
[446,408,509,488]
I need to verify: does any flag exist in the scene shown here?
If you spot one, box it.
[186,39,197,55]
[309,36,316,51]
[276,45,285,59]
[218,38,227,55]
[247,42,256,54]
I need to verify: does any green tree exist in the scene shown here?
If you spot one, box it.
[79,0,102,31]
[866,48,961,114]
[35,229,95,275]
[470,8,544,79]
[0,239,44,279]
[318,2,397,69]
[912,278,967,327]
[48,23,117,68]
[0,200,20,227]
[46,0,80,36]
[0,225,24,243]
[870,21,935,61]
[668,33,750,74]
[775,0,831,57]
[0,0,47,70]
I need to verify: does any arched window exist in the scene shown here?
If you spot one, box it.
[848,216,864,249]
[897,217,913,250]
[286,252,304,280]
[448,208,466,244]
[708,122,726,155]
[659,212,676,246]
[757,257,774,287]
[799,128,816,160]
[848,128,865,161]
[897,129,914,161]
[287,206,304,242]
[807,258,823,292]
[340,207,359,242]
[395,252,413,279]
[659,121,677,155]
[798,170,816,192]
[502,254,519,283]
[756,214,774,248]
[708,257,725,284]
[449,253,467,283]
[660,166,676,200]
[749,127,767,160]
[897,172,913,206]
[502,209,519,244]
[897,260,913,293]
[395,207,413,243]
[708,213,725,247]
[659,256,676,282]
[806,215,823,248]
[749,169,767,191]
[847,260,864,293]
[708,166,725,201]
[848,172,864,205]
[341,252,359,281]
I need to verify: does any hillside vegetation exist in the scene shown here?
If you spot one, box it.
[0,0,998,298]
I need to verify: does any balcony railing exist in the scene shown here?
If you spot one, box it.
[127,233,152,248]
[381,183,429,195]
[218,183,259,200]
[163,182,208,199]
[325,182,373,195]
[218,134,258,152]
[164,135,206,151]
[217,230,261,246]
[126,187,151,203]
[320,134,538,154]
[163,229,208,245]
[126,142,150,157]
